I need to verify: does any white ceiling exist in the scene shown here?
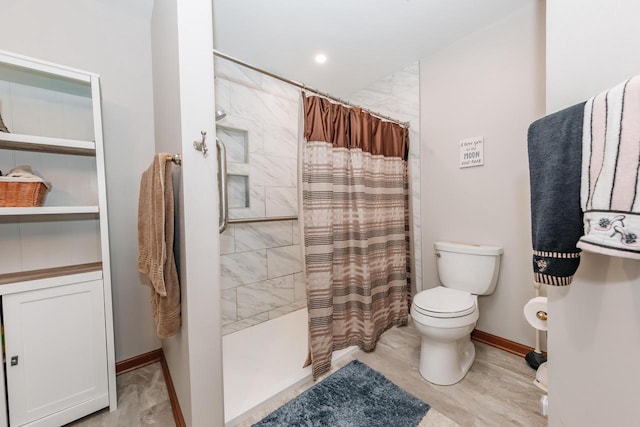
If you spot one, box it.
[213,0,535,97]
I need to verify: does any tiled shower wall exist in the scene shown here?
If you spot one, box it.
[216,57,421,335]
[349,63,422,293]
[215,58,304,335]
[215,58,299,219]
[219,220,305,335]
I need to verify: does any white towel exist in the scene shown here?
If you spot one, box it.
[6,165,51,188]
[578,75,640,258]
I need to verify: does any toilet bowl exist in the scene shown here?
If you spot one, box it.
[411,287,479,385]
[412,242,502,386]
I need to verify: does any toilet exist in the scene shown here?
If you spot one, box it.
[411,241,503,385]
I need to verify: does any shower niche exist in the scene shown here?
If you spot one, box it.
[217,125,251,211]
[228,175,250,209]
[217,126,248,163]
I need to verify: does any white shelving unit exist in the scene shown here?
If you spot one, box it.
[0,132,96,155]
[0,50,116,426]
[0,206,99,215]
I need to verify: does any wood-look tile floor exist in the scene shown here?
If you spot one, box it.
[233,320,547,427]
[70,320,547,426]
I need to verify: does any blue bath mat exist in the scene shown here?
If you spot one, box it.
[252,359,430,427]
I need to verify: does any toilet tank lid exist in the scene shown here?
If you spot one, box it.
[435,241,503,256]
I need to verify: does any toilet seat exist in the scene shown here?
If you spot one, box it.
[412,286,476,318]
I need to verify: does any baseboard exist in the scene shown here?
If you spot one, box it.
[471,329,534,358]
[115,349,162,375]
[160,349,187,427]
[115,348,185,427]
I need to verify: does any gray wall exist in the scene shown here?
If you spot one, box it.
[420,1,546,347]
[0,0,160,361]
[546,1,640,425]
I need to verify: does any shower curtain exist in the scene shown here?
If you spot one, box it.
[301,94,411,379]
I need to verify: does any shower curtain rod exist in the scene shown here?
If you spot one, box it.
[213,49,411,129]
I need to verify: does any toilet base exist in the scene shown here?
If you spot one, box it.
[418,334,475,386]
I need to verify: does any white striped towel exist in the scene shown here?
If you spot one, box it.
[578,75,640,258]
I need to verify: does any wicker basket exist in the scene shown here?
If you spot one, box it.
[0,179,49,207]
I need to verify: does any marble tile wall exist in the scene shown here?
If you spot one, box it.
[349,62,423,293]
[216,58,304,335]
[215,57,299,221]
[220,220,305,335]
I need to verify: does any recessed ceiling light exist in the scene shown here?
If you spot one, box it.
[315,53,327,64]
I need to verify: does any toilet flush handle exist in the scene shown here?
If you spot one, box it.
[435,252,441,258]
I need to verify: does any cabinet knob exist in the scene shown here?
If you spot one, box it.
[10,355,18,366]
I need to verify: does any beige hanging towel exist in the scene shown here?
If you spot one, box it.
[137,153,181,338]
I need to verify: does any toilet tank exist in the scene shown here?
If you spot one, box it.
[434,241,503,295]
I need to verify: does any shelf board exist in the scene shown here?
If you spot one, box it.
[0,132,95,155]
[0,262,102,286]
[0,206,99,215]
[0,50,93,84]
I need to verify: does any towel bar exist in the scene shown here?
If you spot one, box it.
[165,153,182,165]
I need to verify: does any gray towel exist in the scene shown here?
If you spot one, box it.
[528,103,585,286]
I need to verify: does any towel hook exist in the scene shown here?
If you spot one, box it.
[193,131,208,156]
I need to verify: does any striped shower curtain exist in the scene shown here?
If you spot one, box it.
[301,94,411,379]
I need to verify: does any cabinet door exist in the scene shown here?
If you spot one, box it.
[3,280,109,426]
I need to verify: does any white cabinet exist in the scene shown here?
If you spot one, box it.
[3,279,108,427]
[0,50,116,425]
